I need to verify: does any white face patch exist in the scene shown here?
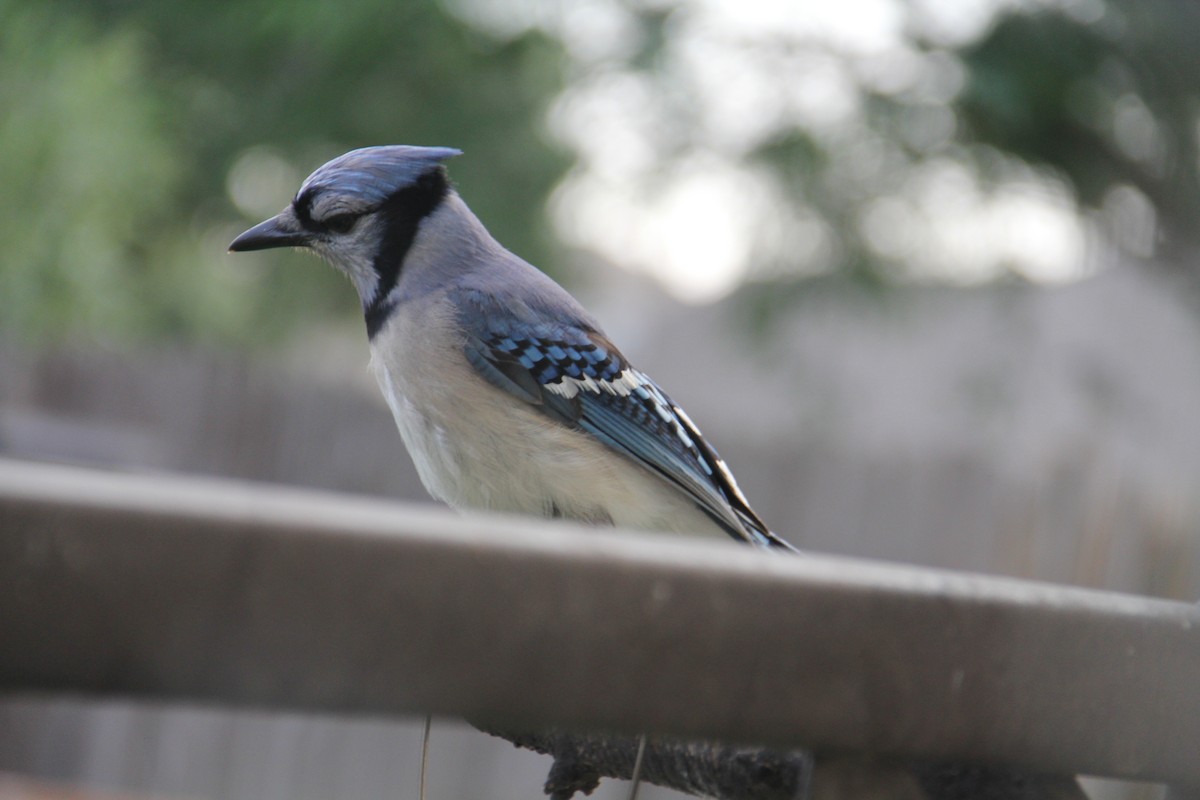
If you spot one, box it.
[307,212,385,307]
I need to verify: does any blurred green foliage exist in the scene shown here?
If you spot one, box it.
[958,4,1200,264]
[4,0,1199,345]
[790,1,1200,287]
[562,1,1200,318]
[0,0,569,343]
[761,0,1200,298]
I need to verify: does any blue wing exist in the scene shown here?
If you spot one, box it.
[455,291,795,551]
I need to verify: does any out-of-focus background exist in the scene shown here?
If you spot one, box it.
[2,0,1198,798]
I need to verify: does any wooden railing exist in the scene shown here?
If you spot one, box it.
[1,458,1198,796]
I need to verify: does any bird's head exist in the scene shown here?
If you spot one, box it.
[229,145,461,308]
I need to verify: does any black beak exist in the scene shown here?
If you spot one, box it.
[228,211,311,253]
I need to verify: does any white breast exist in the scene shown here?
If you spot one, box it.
[367,298,729,540]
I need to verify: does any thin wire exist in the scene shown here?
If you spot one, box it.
[419,714,433,800]
[627,733,647,800]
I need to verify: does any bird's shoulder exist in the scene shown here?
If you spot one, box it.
[449,283,618,406]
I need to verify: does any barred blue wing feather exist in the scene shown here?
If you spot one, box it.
[457,292,795,551]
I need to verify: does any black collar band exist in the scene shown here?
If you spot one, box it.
[365,167,450,339]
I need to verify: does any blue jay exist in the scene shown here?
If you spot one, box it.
[230,145,795,552]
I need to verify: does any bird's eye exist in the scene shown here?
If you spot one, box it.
[324,213,357,234]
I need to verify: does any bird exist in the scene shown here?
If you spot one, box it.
[227,146,1086,800]
[229,144,796,552]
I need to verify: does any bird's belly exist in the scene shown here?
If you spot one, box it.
[372,364,470,506]
[371,357,725,538]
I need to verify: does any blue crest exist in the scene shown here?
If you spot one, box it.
[297,145,462,207]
